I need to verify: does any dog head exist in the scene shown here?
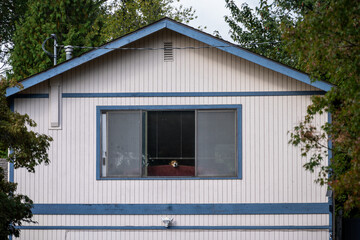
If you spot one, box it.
[169,160,179,168]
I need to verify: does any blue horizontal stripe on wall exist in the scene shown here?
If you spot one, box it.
[63,91,325,98]
[31,203,329,215]
[16,225,330,230]
[12,91,326,98]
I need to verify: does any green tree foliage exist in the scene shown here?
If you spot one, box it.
[226,0,360,214]
[9,0,106,81]
[224,0,314,67]
[285,0,360,214]
[0,168,33,239]
[0,0,29,44]
[8,0,196,80]
[101,0,196,40]
[0,79,52,237]
[0,0,29,69]
[0,81,52,171]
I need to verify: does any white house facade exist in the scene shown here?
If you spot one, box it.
[7,18,333,240]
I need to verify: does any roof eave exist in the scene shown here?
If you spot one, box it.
[6,20,168,97]
[6,18,333,97]
[166,20,333,92]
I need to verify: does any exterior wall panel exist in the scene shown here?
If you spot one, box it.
[14,96,327,204]
[23,214,329,227]
[15,229,329,240]
[12,28,329,239]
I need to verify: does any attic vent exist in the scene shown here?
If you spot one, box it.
[164,42,173,62]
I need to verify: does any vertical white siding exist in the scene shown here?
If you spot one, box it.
[20,81,49,94]
[24,214,328,227]
[15,229,329,240]
[13,28,329,240]
[54,29,319,94]
[14,96,327,204]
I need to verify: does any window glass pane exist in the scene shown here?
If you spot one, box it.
[147,111,195,176]
[107,111,141,177]
[197,110,236,177]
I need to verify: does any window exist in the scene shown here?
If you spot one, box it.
[97,105,242,179]
[147,111,195,176]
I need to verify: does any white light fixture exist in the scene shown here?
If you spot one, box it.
[161,217,174,228]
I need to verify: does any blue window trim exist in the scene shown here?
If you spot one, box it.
[96,104,242,180]
[31,203,328,215]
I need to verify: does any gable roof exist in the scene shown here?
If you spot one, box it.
[6,18,333,97]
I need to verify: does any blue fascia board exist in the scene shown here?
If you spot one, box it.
[16,225,329,230]
[5,21,167,97]
[96,104,242,180]
[8,155,14,183]
[31,203,329,215]
[166,21,333,92]
[6,19,332,97]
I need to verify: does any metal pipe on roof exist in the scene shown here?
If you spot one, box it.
[64,45,73,60]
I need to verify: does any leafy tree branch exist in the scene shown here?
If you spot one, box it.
[0,78,52,237]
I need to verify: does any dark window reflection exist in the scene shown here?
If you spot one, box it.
[147,111,195,176]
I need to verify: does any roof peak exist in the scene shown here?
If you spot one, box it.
[6,18,332,97]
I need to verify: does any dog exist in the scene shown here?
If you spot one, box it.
[169,160,179,168]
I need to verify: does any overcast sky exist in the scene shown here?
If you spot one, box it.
[176,0,260,42]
